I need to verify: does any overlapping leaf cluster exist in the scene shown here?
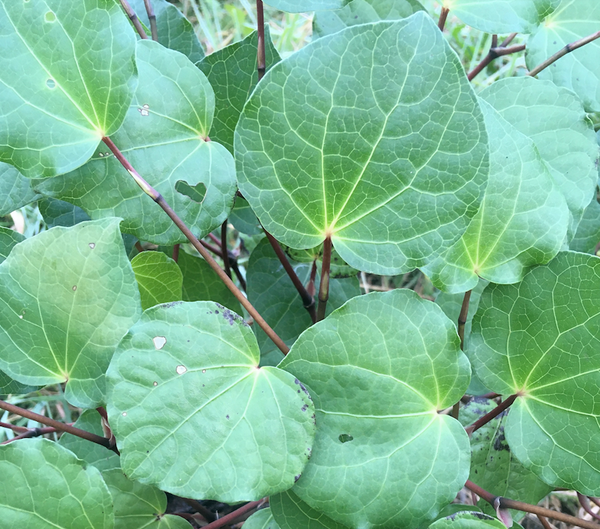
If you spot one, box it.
[0,0,599,528]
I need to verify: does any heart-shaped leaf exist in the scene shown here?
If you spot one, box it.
[313,0,425,39]
[235,13,488,275]
[37,40,236,245]
[469,251,600,495]
[527,0,600,112]
[280,290,471,529]
[0,0,136,177]
[441,0,560,33]
[107,301,316,502]
[0,218,142,408]
[0,438,113,528]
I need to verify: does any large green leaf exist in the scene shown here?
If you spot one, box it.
[0,163,41,216]
[313,0,425,39]
[271,490,349,529]
[130,0,204,64]
[469,251,600,495]
[106,301,316,502]
[37,40,236,245]
[247,238,361,357]
[280,290,471,529]
[527,0,600,112]
[441,0,560,34]
[460,398,552,520]
[0,0,136,177]
[235,14,488,275]
[0,227,25,263]
[198,29,281,153]
[58,409,121,472]
[0,218,142,408]
[479,77,598,237]
[423,99,569,292]
[178,250,243,314]
[103,469,189,529]
[132,251,183,310]
[0,438,113,528]
[264,0,351,12]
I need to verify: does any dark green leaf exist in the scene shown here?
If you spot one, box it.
[264,0,351,12]
[570,197,600,253]
[38,197,91,228]
[0,227,25,264]
[429,512,506,529]
[271,489,349,529]
[131,251,183,310]
[0,163,41,216]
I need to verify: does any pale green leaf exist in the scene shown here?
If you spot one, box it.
[0,163,41,216]
[0,0,136,177]
[130,0,205,64]
[247,238,361,355]
[38,197,91,228]
[36,40,236,245]
[106,301,316,502]
[570,197,600,254]
[460,398,552,521]
[271,490,349,529]
[441,0,560,34]
[479,77,598,237]
[132,251,183,310]
[423,98,569,292]
[0,438,113,528]
[244,508,280,529]
[527,0,600,112]
[280,290,471,529]
[264,0,351,12]
[198,28,280,153]
[313,0,425,39]
[429,512,506,529]
[236,14,488,275]
[0,218,142,408]
[179,251,243,315]
[58,409,121,473]
[469,251,600,495]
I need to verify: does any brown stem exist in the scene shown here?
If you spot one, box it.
[528,30,600,77]
[142,0,158,41]
[307,260,318,297]
[316,236,332,321]
[500,33,517,48]
[201,240,223,258]
[135,241,145,253]
[119,0,148,39]
[0,421,29,433]
[458,289,472,350]
[468,43,526,81]
[578,493,600,522]
[221,221,232,279]
[256,0,266,81]
[465,394,518,435]
[202,500,263,529]
[438,7,449,31]
[0,399,118,454]
[182,498,216,522]
[1,426,58,444]
[264,230,316,323]
[537,515,554,529]
[102,136,289,355]
[230,260,247,292]
[172,243,180,263]
[466,481,600,529]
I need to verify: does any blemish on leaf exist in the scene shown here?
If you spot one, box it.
[175,180,206,203]
[226,415,230,420]
[72,285,77,291]
[138,104,150,116]
[153,381,158,386]
[153,336,167,350]
[89,243,95,249]
[294,474,301,482]
[301,404,308,412]
[294,378,311,397]
[493,430,510,452]
[339,434,353,443]
[122,412,127,417]
[44,11,56,22]
[18,314,23,319]
[176,365,187,375]
[46,78,56,89]
[215,303,247,326]
[202,369,206,373]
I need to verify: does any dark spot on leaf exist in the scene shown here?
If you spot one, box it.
[216,303,247,326]
[215,310,219,314]
[46,78,56,89]
[493,429,510,452]
[301,404,308,412]
[339,433,353,443]
[175,180,207,203]
[294,474,301,482]
[162,301,183,308]
[471,513,492,520]
[226,415,229,420]
[294,378,311,397]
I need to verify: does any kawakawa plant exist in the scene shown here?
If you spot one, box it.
[0,0,599,528]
